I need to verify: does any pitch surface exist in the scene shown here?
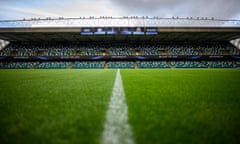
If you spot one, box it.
[0,69,240,144]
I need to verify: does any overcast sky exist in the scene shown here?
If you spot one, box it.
[0,0,239,20]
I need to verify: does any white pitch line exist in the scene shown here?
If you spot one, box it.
[101,69,134,144]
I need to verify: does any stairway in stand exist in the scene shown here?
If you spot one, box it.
[134,62,138,69]
[104,62,108,69]
[167,61,174,68]
[67,62,74,69]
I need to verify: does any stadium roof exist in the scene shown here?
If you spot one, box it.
[0,17,240,28]
[0,17,240,41]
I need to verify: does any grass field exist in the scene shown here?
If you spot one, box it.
[0,69,240,144]
[122,69,240,144]
[0,70,116,144]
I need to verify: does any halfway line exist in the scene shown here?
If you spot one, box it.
[101,69,134,144]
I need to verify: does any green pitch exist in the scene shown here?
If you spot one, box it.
[0,69,240,144]
[122,69,240,144]
[0,69,116,144]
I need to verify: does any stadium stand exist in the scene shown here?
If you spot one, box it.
[1,41,240,57]
[43,47,75,56]
[76,43,106,56]
[195,42,239,55]
[0,41,240,69]
[37,62,71,69]
[0,17,240,69]
[166,43,197,55]
[0,62,38,69]
[135,44,164,55]
[236,61,240,67]
[108,44,133,56]
[107,61,134,69]
[72,61,105,69]
[170,61,208,68]
[202,61,238,68]
[136,61,169,68]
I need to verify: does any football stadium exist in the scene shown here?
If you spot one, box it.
[0,16,240,144]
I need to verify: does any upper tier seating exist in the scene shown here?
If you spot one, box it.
[0,41,239,56]
[108,44,133,56]
[166,43,197,55]
[195,42,240,55]
[135,44,163,55]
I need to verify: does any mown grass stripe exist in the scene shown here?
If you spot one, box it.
[101,69,134,144]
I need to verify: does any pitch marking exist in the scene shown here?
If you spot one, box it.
[101,69,134,144]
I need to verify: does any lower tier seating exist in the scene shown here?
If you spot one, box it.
[0,61,239,69]
[107,61,134,69]
[0,62,38,69]
[72,61,105,69]
[170,61,208,68]
[137,61,169,68]
[202,61,238,68]
[37,62,71,69]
